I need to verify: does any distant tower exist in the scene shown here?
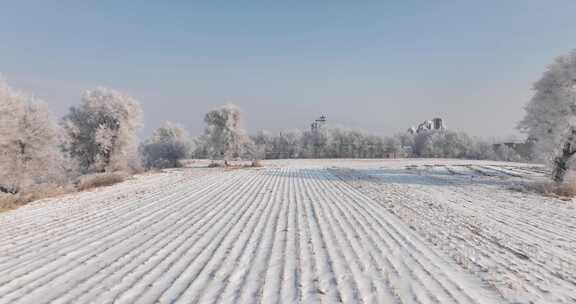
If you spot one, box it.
[311,122,318,132]
[417,120,433,133]
[316,115,327,127]
[410,117,447,134]
[311,115,327,132]
[432,118,444,130]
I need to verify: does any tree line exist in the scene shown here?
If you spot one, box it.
[237,127,524,161]
[0,81,528,196]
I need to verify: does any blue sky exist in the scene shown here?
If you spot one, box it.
[1,1,575,139]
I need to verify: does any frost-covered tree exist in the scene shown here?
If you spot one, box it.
[322,127,383,158]
[383,136,405,158]
[394,133,415,157]
[62,87,143,173]
[433,132,473,158]
[203,104,254,160]
[494,145,523,162]
[363,134,385,158]
[141,122,192,169]
[519,50,576,182]
[408,130,489,159]
[190,135,210,159]
[252,129,305,159]
[469,139,497,160]
[252,130,273,159]
[0,79,66,193]
[277,129,303,158]
[301,127,329,158]
[412,131,434,157]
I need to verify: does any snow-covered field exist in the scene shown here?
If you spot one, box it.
[0,159,574,303]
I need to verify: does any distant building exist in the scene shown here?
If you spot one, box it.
[311,115,327,132]
[432,118,444,130]
[409,117,446,134]
[416,120,433,133]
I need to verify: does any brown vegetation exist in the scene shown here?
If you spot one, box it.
[77,172,128,191]
[512,180,576,199]
[0,183,72,212]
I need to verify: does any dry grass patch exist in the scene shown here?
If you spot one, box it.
[0,183,72,212]
[0,173,130,213]
[533,181,576,198]
[207,161,224,168]
[512,180,576,200]
[207,159,264,169]
[251,159,263,167]
[77,172,128,191]
[0,194,20,212]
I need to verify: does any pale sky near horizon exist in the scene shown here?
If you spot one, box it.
[1,1,575,140]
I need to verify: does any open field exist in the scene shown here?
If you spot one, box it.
[0,159,574,303]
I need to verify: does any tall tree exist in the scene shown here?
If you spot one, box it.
[519,50,576,182]
[203,104,254,160]
[62,87,143,173]
[0,79,64,193]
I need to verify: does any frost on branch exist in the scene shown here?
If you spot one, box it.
[62,87,143,173]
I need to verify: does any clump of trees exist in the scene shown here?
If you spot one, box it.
[141,122,192,169]
[0,80,148,204]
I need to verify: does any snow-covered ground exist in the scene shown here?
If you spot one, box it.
[0,159,574,303]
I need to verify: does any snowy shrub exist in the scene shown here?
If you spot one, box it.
[62,87,143,173]
[203,104,254,160]
[77,172,128,191]
[0,79,68,194]
[141,122,192,169]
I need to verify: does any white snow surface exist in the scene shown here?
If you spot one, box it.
[0,159,574,304]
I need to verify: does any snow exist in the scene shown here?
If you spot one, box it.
[0,159,573,303]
